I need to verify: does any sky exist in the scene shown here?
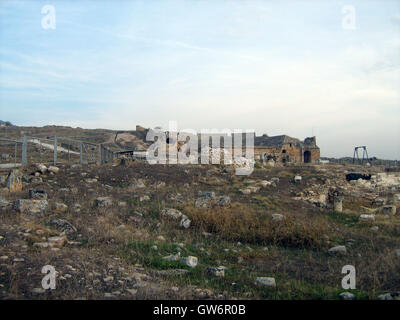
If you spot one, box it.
[0,0,399,159]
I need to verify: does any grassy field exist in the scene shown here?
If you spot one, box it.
[0,158,399,300]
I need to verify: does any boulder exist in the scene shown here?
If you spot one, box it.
[139,195,150,202]
[359,214,375,222]
[198,191,215,199]
[333,197,343,213]
[217,196,231,207]
[328,245,347,255]
[206,266,226,277]
[339,292,355,300]
[49,218,77,234]
[195,191,216,208]
[381,205,396,216]
[0,198,10,207]
[29,189,47,200]
[271,214,284,222]
[29,176,42,184]
[377,292,400,300]
[47,166,59,174]
[372,198,385,206]
[255,277,276,287]
[6,170,22,192]
[294,175,302,183]
[94,197,113,207]
[54,202,68,212]
[47,235,68,247]
[239,188,252,195]
[260,180,272,187]
[179,215,191,229]
[181,256,198,268]
[14,199,48,214]
[36,164,47,174]
[162,253,181,261]
[248,186,260,193]
[161,208,183,219]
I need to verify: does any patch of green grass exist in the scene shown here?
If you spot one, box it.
[326,212,359,228]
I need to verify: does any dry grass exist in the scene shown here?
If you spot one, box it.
[186,203,328,248]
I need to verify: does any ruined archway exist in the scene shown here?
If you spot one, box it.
[304,151,311,163]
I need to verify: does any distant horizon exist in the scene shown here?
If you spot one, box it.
[1,120,398,161]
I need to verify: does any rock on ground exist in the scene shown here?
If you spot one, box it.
[161,208,183,219]
[49,218,77,234]
[94,197,113,207]
[6,170,22,192]
[328,245,347,255]
[255,277,276,287]
[339,292,355,300]
[206,266,226,277]
[359,214,375,222]
[14,199,48,214]
[181,256,198,268]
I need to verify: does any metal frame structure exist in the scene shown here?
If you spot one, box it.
[352,146,369,164]
[0,136,115,168]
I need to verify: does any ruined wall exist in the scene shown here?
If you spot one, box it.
[254,144,303,163]
[308,148,320,163]
[254,144,320,163]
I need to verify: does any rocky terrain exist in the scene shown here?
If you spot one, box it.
[0,157,399,300]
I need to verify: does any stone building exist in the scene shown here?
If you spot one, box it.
[253,135,320,164]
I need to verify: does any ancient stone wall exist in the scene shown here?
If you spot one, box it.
[254,144,320,163]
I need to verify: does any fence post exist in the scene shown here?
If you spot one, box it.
[98,144,102,164]
[22,136,27,165]
[14,142,17,167]
[80,142,83,164]
[54,136,57,165]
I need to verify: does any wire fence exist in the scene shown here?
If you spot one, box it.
[0,136,114,168]
[0,137,23,168]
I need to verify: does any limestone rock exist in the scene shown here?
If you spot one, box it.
[339,292,355,300]
[294,175,302,183]
[14,199,48,214]
[162,253,181,261]
[47,166,59,174]
[255,277,276,287]
[359,214,375,222]
[6,170,22,192]
[0,198,10,207]
[206,266,226,277]
[54,202,68,212]
[36,164,47,174]
[381,205,396,216]
[271,214,284,222]
[29,189,47,200]
[328,245,347,255]
[179,215,191,229]
[49,218,77,234]
[377,292,400,300]
[181,256,198,268]
[94,197,112,207]
[161,208,183,219]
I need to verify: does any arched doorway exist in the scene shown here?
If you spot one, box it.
[304,151,311,163]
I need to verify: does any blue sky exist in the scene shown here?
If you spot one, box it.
[0,0,399,159]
